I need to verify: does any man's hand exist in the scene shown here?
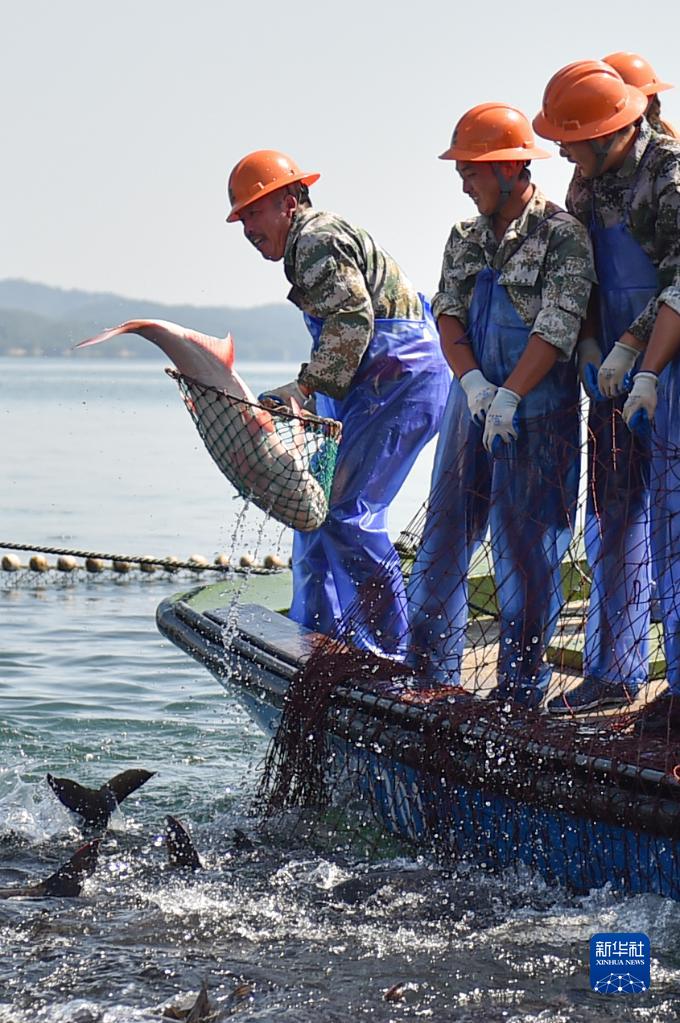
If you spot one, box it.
[597,340,640,398]
[459,369,498,424]
[483,387,521,452]
[622,371,658,430]
[258,380,308,410]
[576,336,602,398]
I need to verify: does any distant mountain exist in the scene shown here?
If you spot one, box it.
[0,279,311,360]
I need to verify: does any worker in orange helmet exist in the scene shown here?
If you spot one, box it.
[407,103,594,705]
[534,61,680,733]
[603,51,679,140]
[226,149,450,655]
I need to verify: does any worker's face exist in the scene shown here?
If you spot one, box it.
[558,126,636,179]
[456,161,521,215]
[456,162,500,215]
[239,190,296,261]
[557,140,601,178]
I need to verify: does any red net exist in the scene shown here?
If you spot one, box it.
[258,400,680,895]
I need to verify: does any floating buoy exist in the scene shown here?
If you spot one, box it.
[29,555,50,572]
[214,553,230,568]
[112,560,132,573]
[164,556,181,572]
[263,553,286,570]
[239,554,254,568]
[57,556,77,572]
[188,554,209,569]
[85,557,105,573]
[2,554,22,571]
[139,557,156,574]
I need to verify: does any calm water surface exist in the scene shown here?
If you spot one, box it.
[1,357,680,1021]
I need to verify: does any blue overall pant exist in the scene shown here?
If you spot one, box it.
[407,265,579,702]
[649,296,680,693]
[289,297,450,654]
[584,208,657,689]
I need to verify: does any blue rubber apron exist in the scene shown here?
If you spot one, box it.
[583,177,657,689]
[654,346,680,692]
[289,295,450,655]
[407,249,579,703]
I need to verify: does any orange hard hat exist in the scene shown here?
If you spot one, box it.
[603,51,673,96]
[440,103,550,161]
[227,150,320,223]
[533,60,648,142]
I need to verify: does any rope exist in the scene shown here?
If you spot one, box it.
[0,542,282,574]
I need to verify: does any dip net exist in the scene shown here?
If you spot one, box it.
[169,370,341,532]
[257,400,680,897]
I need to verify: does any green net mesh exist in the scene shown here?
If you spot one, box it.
[169,370,341,532]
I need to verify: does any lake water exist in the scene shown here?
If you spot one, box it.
[1,356,680,1021]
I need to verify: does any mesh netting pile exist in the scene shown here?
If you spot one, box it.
[257,399,680,892]
[170,370,341,532]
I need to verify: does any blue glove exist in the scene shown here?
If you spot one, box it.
[577,337,603,400]
[622,371,658,435]
[583,362,605,401]
[483,387,521,454]
[258,380,307,409]
[627,408,652,439]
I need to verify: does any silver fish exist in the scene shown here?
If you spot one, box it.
[76,320,334,531]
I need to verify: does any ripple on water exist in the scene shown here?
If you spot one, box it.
[2,579,680,1020]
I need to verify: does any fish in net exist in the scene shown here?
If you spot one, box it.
[257,399,680,897]
[75,318,342,531]
[170,371,341,531]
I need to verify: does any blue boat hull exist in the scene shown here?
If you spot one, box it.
[156,586,680,900]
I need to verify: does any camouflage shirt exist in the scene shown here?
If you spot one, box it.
[566,118,680,342]
[432,187,595,360]
[284,208,422,398]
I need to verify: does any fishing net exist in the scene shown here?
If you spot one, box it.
[257,399,680,897]
[169,370,342,532]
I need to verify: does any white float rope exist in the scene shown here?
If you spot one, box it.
[0,541,288,574]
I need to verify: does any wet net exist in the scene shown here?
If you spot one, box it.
[169,370,342,532]
[256,398,680,898]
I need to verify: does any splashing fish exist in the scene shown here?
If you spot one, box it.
[0,840,100,898]
[76,320,334,531]
[47,769,156,830]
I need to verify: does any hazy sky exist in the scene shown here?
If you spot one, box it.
[3,1,679,309]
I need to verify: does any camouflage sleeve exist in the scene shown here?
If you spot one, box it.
[294,234,374,400]
[431,225,475,325]
[565,168,591,226]
[531,216,596,360]
[629,158,680,342]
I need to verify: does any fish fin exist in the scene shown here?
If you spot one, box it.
[185,978,212,1023]
[40,839,101,897]
[47,773,107,827]
[74,320,149,349]
[103,769,156,804]
[222,332,235,370]
[165,815,202,871]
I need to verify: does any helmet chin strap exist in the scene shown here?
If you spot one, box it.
[588,134,618,175]
[490,162,520,217]
[588,123,637,176]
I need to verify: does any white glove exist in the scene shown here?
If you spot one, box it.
[459,368,498,424]
[258,380,307,409]
[597,341,640,398]
[576,336,601,395]
[622,371,658,427]
[483,387,521,452]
